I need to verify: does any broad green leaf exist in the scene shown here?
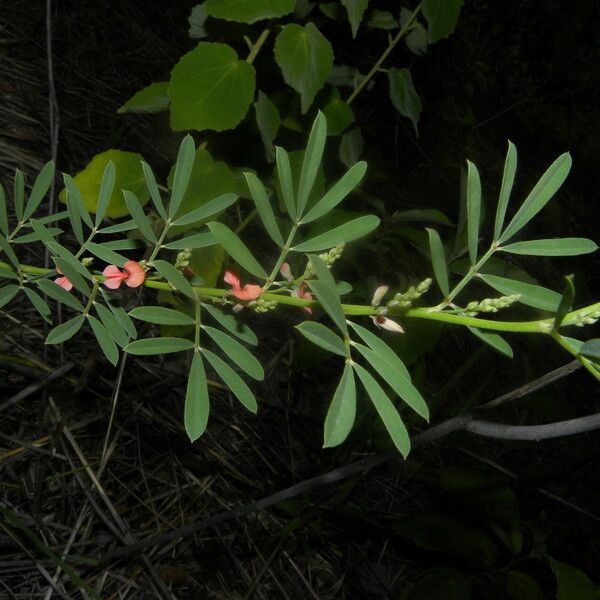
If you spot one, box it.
[388,68,421,136]
[202,0,294,23]
[548,557,600,600]
[202,348,257,413]
[202,325,264,380]
[275,146,296,219]
[168,135,196,219]
[295,321,346,356]
[422,0,464,43]
[0,183,7,236]
[244,173,284,246]
[468,327,513,358]
[340,0,370,37]
[323,363,356,447]
[167,149,237,229]
[153,259,197,300]
[494,141,517,241]
[255,91,281,162]
[163,232,217,250]
[169,42,256,132]
[46,315,85,345]
[59,150,148,219]
[24,161,55,220]
[36,279,85,312]
[352,342,429,419]
[207,222,267,279]
[426,228,449,297]
[367,9,398,30]
[306,254,348,335]
[339,126,364,169]
[0,284,20,308]
[405,21,428,55]
[322,88,354,136]
[88,315,119,365]
[141,161,167,220]
[293,214,379,251]
[13,169,24,220]
[499,152,572,243]
[297,112,328,217]
[125,337,195,355]
[24,285,52,322]
[190,244,224,288]
[0,266,19,281]
[579,339,600,361]
[480,274,561,311]
[274,23,334,114]
[117,82,170,114]
[300,161,367,224]
[347,320,411,381]
[353,363,410,457]
[129,306,195,326]
[185,352,209,442]
[94,303,130,348]
[500,238,598,256]
[202,303,258,345]
[554,274,575,330]
[466,160,481,265]
[84,242,128,267]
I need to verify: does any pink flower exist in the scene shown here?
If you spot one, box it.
[292,283,313,315]
[54,266,73,292]
[102,260,146,290]
[224,270,261,301]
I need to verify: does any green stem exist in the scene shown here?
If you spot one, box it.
[551,330,600,382]
[146,221,171,266]
[263,224,298,291]
[194,300,201,350]
[346,3,423,105]
[246,28,270,65]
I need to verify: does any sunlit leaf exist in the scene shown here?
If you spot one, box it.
[202,303,258,345]
[46,315,85,345]
[293,214,379,251]
[323,363,356,447]
[94,302,130,348]
[244,172,284,246]
[275,146,296,219]
[141,161,167,220]
[84,242,128,267]
[129,306,196,326]
[296,321,346,356]
[153,259,198,300]
[36,279,85,312]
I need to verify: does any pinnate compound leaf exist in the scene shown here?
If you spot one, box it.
[244,172,284,246]
[185,352,209,442]
[274,23,334,114]
[37,279,85,312]
[153,260,198,300]
[427,228,449,297]
[129,306,195,326]
[169,43,256,132]
[466,160,481,265]
[202,348,257,413]
[500,238,598,256]
[494,141,517,240]
[296,321,346,356]
[422,0,464,43]
[88,315,119,365]
[467,327,513,358]
[24,161,55,220]
[480,274,561,311]
[118,82,170,114]
[203,0,294,23]
[125,337,195,355]
[293,215,379,251]
[46,315,85,345]
[203,303,258,345]
[499,152,572,243]
[353,362,411,457]
[323,363,356,447]
[59,151,148,220]
[207,222,267,279]
[202,325,264,380]
[388,68,422,136]
[301,161,367,224]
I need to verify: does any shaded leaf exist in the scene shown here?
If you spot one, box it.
[427,228,449,297]
[163,232,217,250]
[244,172,284,246]
[468,327,513,358]
[0,183,7,236]
[118,82,169,114]
[94,303,130,347]
[480,274,561,311]
[296,321,346,356]
[322,88,355,136]
[88,315,119,365]
[388,68,421,136]
[554,274,575,330]
[84,242,128,267]
[275,146,296,219]
[129,306,196,326]
[323,363,356,447]
[339,126,363,168]
[24,161,55,220]
[185,352,209,441]
[500,238,597,256]
[0,284,20,309]
[153,259,198,300]
[141,161,167,220]
[168,135,196,219]
[255,91,281,162]
[202,0,295,23]
[297,112,328,217]
[340,0,370,37]
[293,214,379,251]
[422,0,464,43]
[494,140,517,241]
[203,303,258,345]
[125,337,195,355]
[466,160,481,265]
[579,339,600,361]
[36,279,85,312]
[46,315,85,345]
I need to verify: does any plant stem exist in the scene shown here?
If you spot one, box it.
[551,330,600,382]
[346,3,423,105]
[263,224,298,290]
[146,221,171,266]
[246,28,270,65]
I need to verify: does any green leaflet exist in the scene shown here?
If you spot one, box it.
[118,82,170,115]
[300,161,367,225]
[84,242,128,267]
[202,348,257,414]
[422,0,464,43]
[23,287,52,323]
[185,352,210,442]
[297,111,328,217]
[426,228,449,297]
[207,222,267,279]
[129,306,196,326]
[340,0,370,37]
[292,215,379,252]
[0,284,20,308]
[125,337,195,355]
[353,362,411,457]
[579,339,600,361]
[244,172,284,247]
[95,160,116,224]
[295,321,346,356]
[202,303,258,346]
[53,257,92,297]
[202,325,264,380]
[494,141,517,241]
[168,135,196,218]
[23,161,55,221]
[388,68,422,136]
[153,260,198,300]
[499,238,598,256]
[479,274,561,312]
[46,315,85,345]
[202,0,295,24]
[467,327,513,358]
[553,275,575,330]
[172,193,238,227]
[94,303,130,348]
[275,146,296,219]
[163,232,217,250]
[255,91,281,162]
[323,363,356,447]
[124,190,156,243]
[88,315,119,365]
[141,161,167,220]
[466,160,481,265]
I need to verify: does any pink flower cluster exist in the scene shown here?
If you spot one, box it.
[55,260,146,291]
